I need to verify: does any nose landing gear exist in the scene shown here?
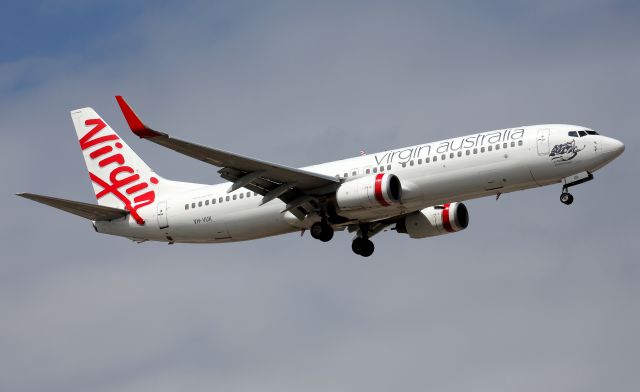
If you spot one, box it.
[560,191,574,205]
[559,171,594,206]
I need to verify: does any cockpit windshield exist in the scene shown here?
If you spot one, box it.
[568,130,599,137]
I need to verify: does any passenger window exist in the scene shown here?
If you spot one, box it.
[578,131,587,137]
[226,196,230,202]
[205,200,209,206]
[466,150,470,156]
[457,151,462,157]
[518,140,523,146]
[343,173,348,178]
[380,166,384,172]
[511,141,515,147]
[240,193,244,199]
[496,144,500,150]
[219,197,223,203]
[503,143,508,149]
[232,194,237,200]
[198,201,202,207]
[401,163,406,168]
[366,168,371,174]
[212,199,216,204]
[254,193,258,196]
[481,147,485,153]
[473,148,478,154]
[410,160,414,166]
[568,131,578,137]
[191,203,196,208]
[426,157,430,163]
[373,167,378,173]
[387,165,391,170]
[185,204,189,210]
[247,192,251,197]
[449,153,454,159]
[488,145,492,151]
[433,156,438,162]
[352,171,357,176]
[441,154,446,160]
[418,159,422,164]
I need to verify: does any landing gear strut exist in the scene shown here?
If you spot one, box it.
[559,171,593,206]
[310,221,334,242]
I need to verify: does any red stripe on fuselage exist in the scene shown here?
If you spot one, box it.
[442,203,455,232]
[374,173,390,207]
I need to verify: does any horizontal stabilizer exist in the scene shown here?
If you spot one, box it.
[17,193,129,221]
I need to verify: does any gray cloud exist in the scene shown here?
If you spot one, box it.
[1,1,639,391]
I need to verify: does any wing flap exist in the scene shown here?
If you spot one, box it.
[17,193,129,221]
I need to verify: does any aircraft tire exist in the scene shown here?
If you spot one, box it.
[560,192,574,205]
[352,237,374,257]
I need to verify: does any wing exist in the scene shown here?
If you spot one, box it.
[115,96,340,219]
[17,193,129,221]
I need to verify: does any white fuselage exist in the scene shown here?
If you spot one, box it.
[95,124,624,243]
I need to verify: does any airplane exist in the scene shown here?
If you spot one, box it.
[18,96,625,257]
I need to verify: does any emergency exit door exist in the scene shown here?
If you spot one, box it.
[157,200,169,229]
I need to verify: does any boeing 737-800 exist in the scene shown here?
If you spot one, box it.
[18,96,624,256]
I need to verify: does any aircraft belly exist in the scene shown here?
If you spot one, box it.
[225,204,297,241]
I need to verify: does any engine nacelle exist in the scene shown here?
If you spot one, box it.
[336,173,402,210]
[396,202,469,238]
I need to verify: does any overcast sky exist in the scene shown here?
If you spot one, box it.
[1,1,639,391]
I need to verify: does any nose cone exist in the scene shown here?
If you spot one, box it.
[607,138,625,158]
[598,136,625,164]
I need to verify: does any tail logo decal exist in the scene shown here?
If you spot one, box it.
[80,118,158,225]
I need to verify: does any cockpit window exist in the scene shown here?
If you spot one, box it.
[568,131,578,137]
[586,130,599,135]
[578,130,587,137]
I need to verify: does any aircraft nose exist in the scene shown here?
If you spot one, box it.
[609,138,625,156]
[602,136,625,160]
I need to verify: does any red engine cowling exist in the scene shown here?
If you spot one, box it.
[396,202,469,238]
[336,173,402,210]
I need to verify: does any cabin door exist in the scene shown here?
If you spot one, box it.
[537,128,550,156]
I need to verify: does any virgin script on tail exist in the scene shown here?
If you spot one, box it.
[79,118,158,225]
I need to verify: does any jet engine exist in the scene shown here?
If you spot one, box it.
[396,202,469,238]
[336,173,402,210]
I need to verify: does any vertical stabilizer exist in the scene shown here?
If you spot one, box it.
[71,107,160,225]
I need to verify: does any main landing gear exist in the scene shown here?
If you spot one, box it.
[352,237,374,257]
[351,223,374,257]
[310,221,334,242]
[310,218,375,258]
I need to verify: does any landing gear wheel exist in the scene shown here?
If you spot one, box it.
[352,237,375,257]
[319,228,334,242]
[310,222,334,242]
[560,192,574,205]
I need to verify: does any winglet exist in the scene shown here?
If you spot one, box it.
[115,96,165,138]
